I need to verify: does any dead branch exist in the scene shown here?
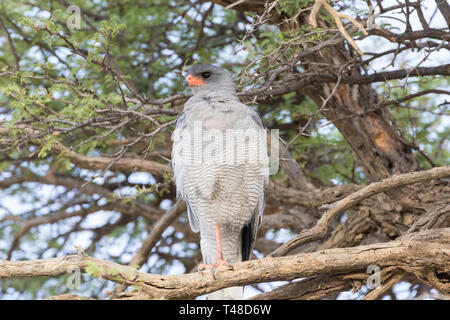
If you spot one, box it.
[270,166,450,257]
[1,228,449,299]
[308,0,368,55]
[248,274,356,300]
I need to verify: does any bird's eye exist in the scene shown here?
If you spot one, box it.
[201,72,211,78]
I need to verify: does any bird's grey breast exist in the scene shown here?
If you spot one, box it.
[184,94,248,131]
[179,93,265,227]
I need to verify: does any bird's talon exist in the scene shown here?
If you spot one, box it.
[198,263,217,279]
[226,259,234,271]
[197,263,209,272]
[210,267,216,280]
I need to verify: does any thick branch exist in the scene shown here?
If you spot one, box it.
[1,228,449,299]
[270,166,450,257]
[435,0,450,28]
[249,274,357,300]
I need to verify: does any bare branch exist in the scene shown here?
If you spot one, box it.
[308,0,368,55]
[1,228,448,299]
[270,166,450,257]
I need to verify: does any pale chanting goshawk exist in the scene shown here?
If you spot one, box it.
[171,64,269,299]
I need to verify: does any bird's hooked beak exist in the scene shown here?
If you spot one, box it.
[184,74,206,87]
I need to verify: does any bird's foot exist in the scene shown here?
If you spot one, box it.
[198,258,234,280]
[214,257,234,271]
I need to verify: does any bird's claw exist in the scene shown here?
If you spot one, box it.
[214,257,234,271]
[197,263,209,272]
[226,258,234,271]
[197,258,234,279]
[197,264,217,280]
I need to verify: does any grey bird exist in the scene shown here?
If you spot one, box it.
[171,64,269,299]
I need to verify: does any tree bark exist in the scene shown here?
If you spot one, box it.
[1,228,449,300]
[300,42,418,181]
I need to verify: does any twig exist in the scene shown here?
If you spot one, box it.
[225,0,247,10]
[308,0,368,55]
[0,15,20,70]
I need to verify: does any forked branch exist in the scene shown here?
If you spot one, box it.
[308,0,368,55]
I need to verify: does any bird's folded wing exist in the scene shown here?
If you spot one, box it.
[172,111,200,233]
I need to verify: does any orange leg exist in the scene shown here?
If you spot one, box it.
[215,224,224,262]
[198,224,234,277]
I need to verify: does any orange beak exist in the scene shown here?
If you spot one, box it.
[185,74,206,87]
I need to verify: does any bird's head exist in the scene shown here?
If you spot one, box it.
[183,64,236,95]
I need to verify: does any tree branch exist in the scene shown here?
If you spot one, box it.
[308,0,368,55]
[270,166,450,257]
[1,228,449,299]
[0,126,171,178]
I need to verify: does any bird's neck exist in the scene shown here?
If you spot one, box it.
[194,89,239,100]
